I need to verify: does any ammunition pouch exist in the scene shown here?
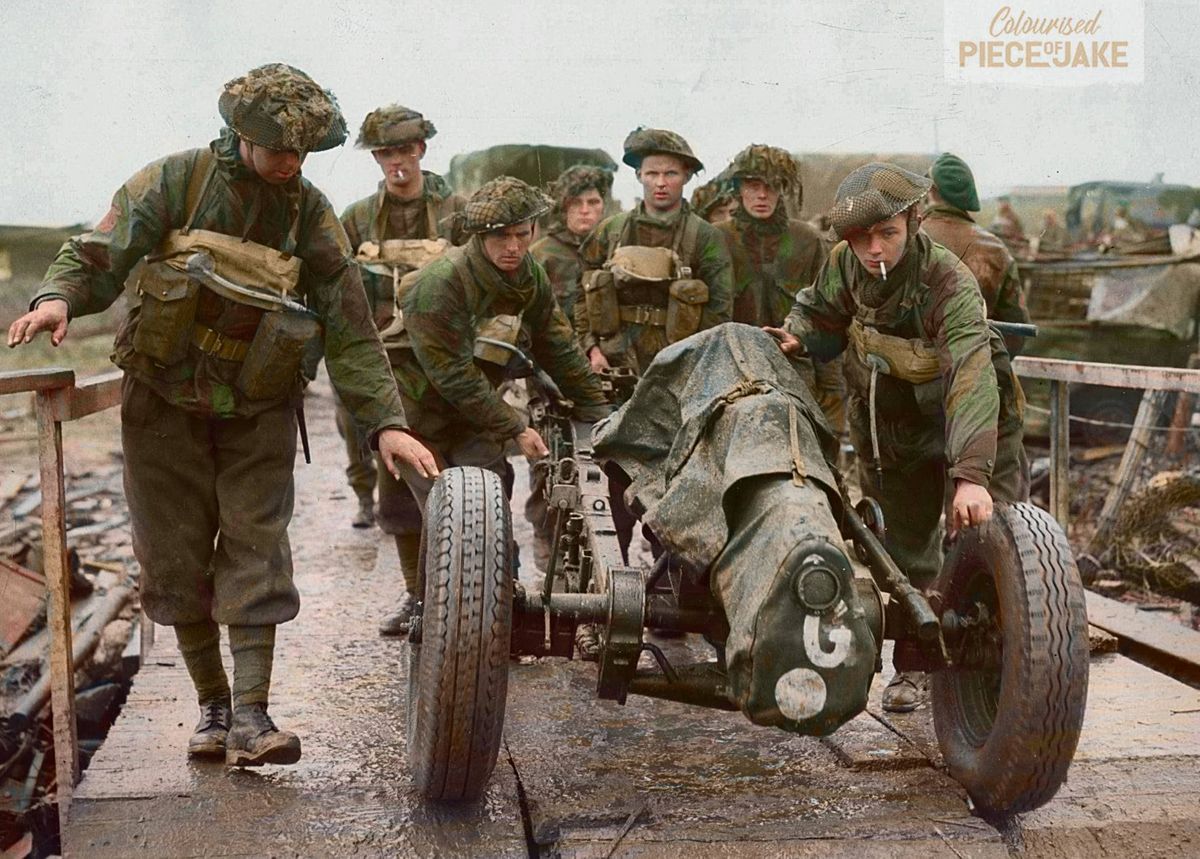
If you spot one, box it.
[132,262,201,365]
[848,318,941,384]
[582,269,621,337]
[473,314,524,367]
[236,309,323,401]
[666,278,708,343]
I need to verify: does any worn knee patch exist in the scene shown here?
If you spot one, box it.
[175,620,230,704]
[228,625,276,709]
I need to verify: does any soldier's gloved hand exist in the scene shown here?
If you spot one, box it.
[587,346,611,374]
[515,426,549,461]
[379,429,440,480]
[763,326,802,356]
[7,299,70,348]
[950,479,994,537]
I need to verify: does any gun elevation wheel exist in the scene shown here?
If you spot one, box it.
[407,467,513,801]
[931,502,1089,816]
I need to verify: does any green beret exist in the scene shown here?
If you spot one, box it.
[930,153,980,213]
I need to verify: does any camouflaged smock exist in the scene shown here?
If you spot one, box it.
[783,233,1006,488]
[529,227,586,326]
[394,237,608,441]
[576,201,732,368]
[340,172,466,320]
[717,206,828,327]
[920,204,1030,356]
[35,128,406,437]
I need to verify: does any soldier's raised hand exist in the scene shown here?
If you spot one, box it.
[7,299,70,348]
[379,428,440,480]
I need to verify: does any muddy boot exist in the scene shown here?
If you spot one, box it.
[378,591,418,637]
[187,697,232,759]
[225,703,301,767]
[351,496,375,529]
[882,671,925,713]
[575,624,601,662]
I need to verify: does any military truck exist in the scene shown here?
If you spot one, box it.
[447,143,618,199]
[405,325,1089,817]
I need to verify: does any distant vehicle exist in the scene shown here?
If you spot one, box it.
[1065,178,1200,249]
[1019,241,1200,443]
[446,143,617,198]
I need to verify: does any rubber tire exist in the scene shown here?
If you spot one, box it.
[407,467,513,802]
[931,502,1089,816]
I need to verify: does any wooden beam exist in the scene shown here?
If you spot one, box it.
[33,391,79,827]
[1086,592,1200,686]
[1049,380,1070,530]
[1014,356,1200,393]
[0,368,74,396]
[49,370,123,422]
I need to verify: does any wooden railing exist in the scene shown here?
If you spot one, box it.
[1012,356,1200,529]
[0,367,125,827]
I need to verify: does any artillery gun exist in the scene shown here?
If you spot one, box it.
[405,325,1089,817]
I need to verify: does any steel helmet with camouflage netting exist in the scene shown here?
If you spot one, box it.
[218,63,347,153]
[549,164,614,211]
[455,176,554,234]
[622,127,704,173]
[828,162,931,240]
[728,144,803,210]
[355,104,437,149]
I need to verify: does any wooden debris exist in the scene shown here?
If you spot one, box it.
[0,558,46,657]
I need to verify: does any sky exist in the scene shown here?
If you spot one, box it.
[2,0,1198,226]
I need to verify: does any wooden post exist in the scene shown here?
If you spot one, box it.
[1088,388,1171,557]
[34,391,79,828]
[1049,380,1070,530]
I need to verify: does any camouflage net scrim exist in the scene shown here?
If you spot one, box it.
[219,63,347,153]
[690,177,735,218]
[549,164,614,209]
[456,176,553,233]
[622,127,704,173]
[828,162,931,239]
[728,144,803,210]
[355,104,437,149]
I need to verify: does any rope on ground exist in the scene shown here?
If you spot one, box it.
[1024,402,1194,432]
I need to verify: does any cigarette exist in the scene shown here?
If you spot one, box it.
[879,261,887,281]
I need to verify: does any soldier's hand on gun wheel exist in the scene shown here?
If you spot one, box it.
[7,299,70,347]
[515,426,549,461]
[379,429,440,480]
[950,479,993,536]
[763,326,802,356]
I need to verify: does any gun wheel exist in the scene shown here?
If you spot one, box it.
[407,467,513,802]
[931,502,1089,816]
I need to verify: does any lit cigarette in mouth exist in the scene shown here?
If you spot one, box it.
[879,261,887,281]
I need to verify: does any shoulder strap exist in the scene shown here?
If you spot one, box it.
[182,149,217,234]
[675,213,701,266]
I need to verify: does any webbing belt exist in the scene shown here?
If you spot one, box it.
[618,305,668,327]
[192,323,251,362]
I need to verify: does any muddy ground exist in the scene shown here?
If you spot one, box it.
[0,360,1182,858]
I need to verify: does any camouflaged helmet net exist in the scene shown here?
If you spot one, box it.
[622,127,703,171]
[220,63,346,152]
[458,176,553,233]
[829,162,931,238]
[550,164,614,208]
[355,104,437,149]
[690,178,734,217]
[729,144,803,209]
